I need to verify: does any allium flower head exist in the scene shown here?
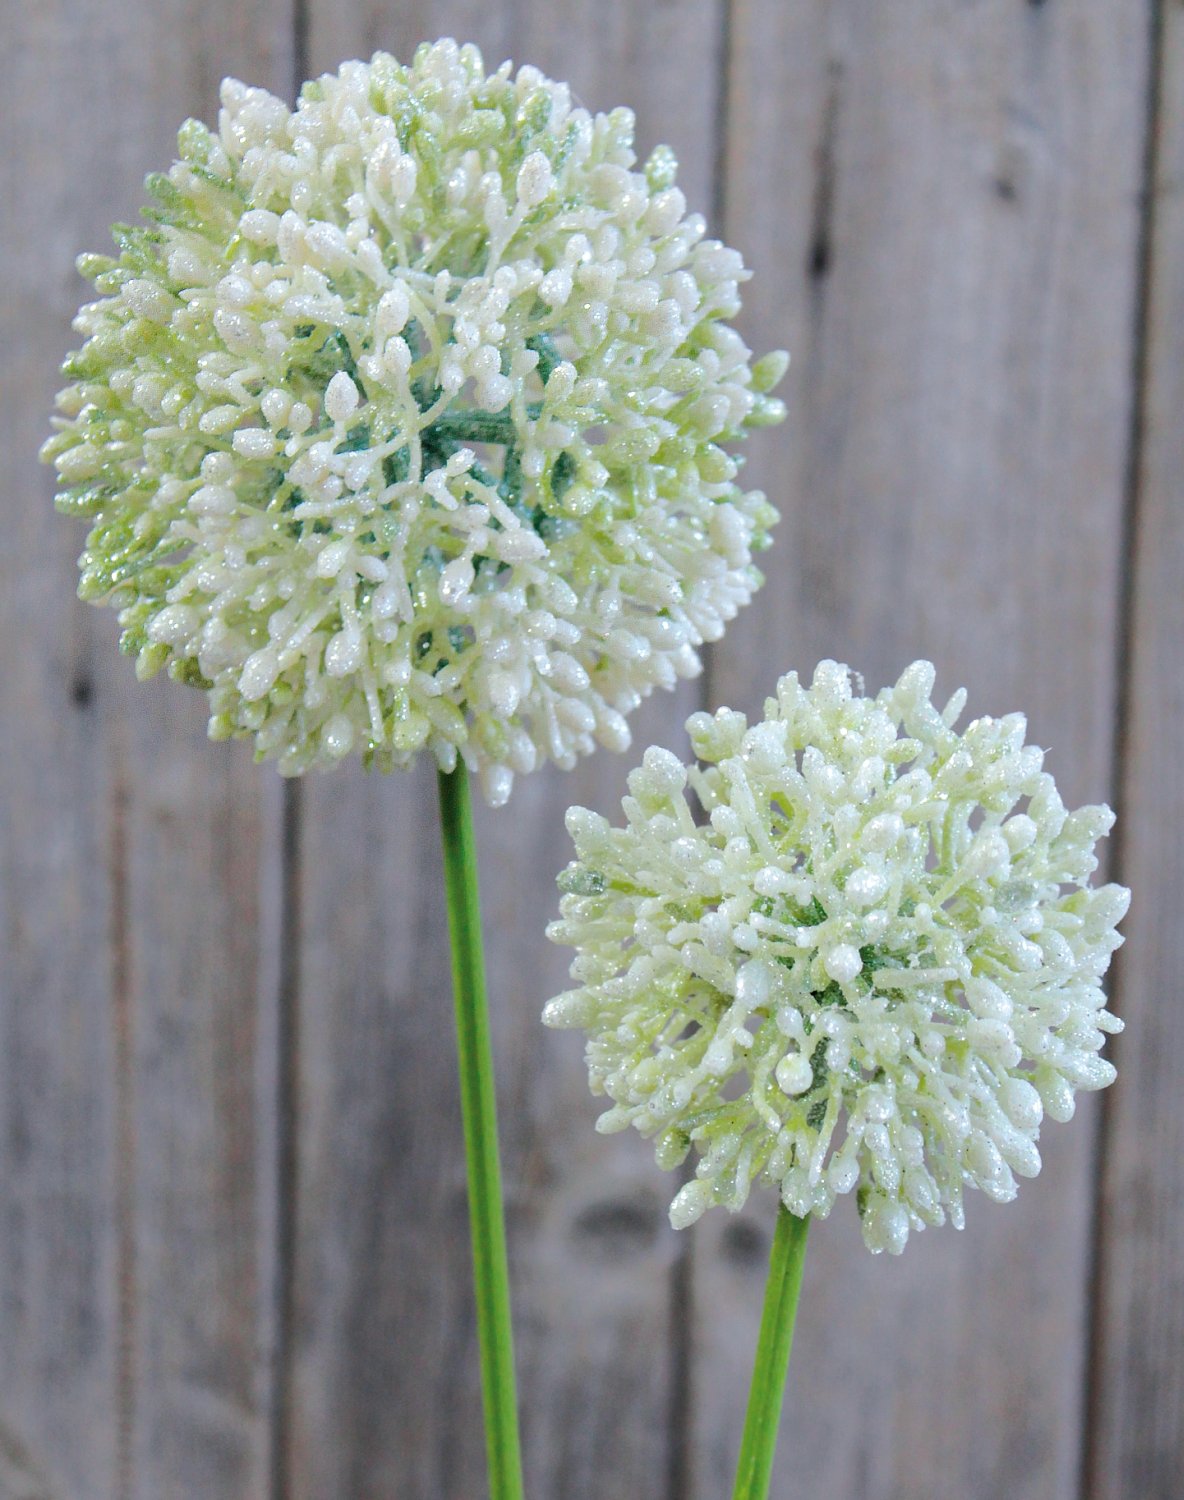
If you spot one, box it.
[545,661,1128,1254]
[43,41,786,804]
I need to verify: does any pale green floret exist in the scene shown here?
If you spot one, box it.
[43,40,785,805]
[545,661,1128,1254]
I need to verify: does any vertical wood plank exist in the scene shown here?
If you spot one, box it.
[109,10,295,1487]
[287,7,727,1497]
[0,13,120,1490]
[693,2,1151,1497]
[1089,4,1184,1494]
[112,16,294,1493]
[1,4,292,1497]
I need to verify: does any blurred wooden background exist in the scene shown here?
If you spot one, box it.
[2,2,1179,1497]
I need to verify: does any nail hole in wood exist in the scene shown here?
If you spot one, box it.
[808,234,832,279]
[570,1196,660,1259]
[720,1217,768,1268]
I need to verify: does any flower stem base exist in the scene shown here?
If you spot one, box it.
[437,764,525,1500]
[730,1205,811,1500]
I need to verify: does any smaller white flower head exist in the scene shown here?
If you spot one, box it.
[545,661,1128,1254]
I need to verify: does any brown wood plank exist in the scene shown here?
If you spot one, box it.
[1088,4,1184,1494]
[692,3,1152,1498]
[288,7,726,1497]
[1,4,292,1497]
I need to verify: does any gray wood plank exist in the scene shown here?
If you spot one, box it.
[1088,4,1184,1494]
[0,10,120,1476]
[109,18,294,1495]
[1,4,291,1497]
[288,8,727,1497]
[693,3,1152,1498]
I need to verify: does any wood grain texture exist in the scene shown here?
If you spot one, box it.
[2,3,1177,1498]
[0,4,292,1498]
[1089,4,1184,1495]
[102,7,294,1486]
[0,13,120,1492]
[693,2,1153,1497]
[285,6,725,1498]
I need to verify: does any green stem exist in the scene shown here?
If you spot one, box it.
[437,765,525,1500]
[730,1206,811,1500]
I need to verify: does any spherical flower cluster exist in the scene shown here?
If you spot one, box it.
[545,661,1128,1254]
[43,41,786,804]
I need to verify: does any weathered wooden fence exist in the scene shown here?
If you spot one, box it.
[2,2,1179,1497]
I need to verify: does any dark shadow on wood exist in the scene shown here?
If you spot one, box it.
[269,778,303,1500]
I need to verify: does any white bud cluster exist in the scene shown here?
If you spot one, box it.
[545,661,1128,1254]
[44,41,786,803]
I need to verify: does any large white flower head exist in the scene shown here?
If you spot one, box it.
[545,661,1128,1254]
[43,41,786,804]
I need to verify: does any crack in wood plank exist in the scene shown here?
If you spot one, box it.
[269,779,303,1500]
[109,765,136,1500]
[808,59,843,283]
[1083,0,1176,1494]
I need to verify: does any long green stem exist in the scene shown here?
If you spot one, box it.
[730,1206,811,1500]
[437,765,525,1500]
